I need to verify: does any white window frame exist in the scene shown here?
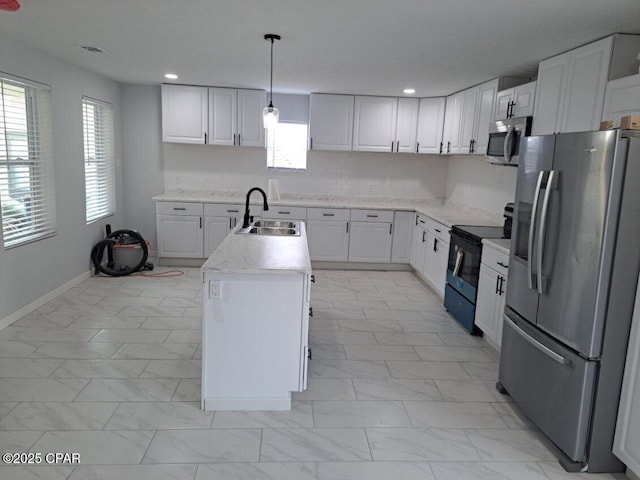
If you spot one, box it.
[0,73,56,249]
[83,96,115,224]
[266,121,308,171]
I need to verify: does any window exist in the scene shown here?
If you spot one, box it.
[0,74,56,249]
[267,122,308,170]
[83,97,114,223]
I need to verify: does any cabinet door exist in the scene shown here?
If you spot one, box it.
[410,221,427,271]
[494,88,514,121]
[237,89,266,147]
[602,74,640,124]
[512,81,537,118]
[472,79,498,155]
[157,214,203,258]
[561,37,613,133]
[396,98,419,153]
[208,87,237,146]
[204,216,232,257]
[444,92,464,154]
[424,233,448,298]
[309,94,354,151]
[391,211,414,264]
[348,222,392,263]
[417,97,446,154]
[353,96,398,152]
[460,86,479,154]
[161,85,208,144]
[307,220,349,261]
[533,53,570,135]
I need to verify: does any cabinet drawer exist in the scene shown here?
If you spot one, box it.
[427,219,449,242]
[204,203,262,218]
[306,207,350,221]
[157,202,203,216]
[415,213,429,228]
[350,209,394,223]
[481,244,510,274]
[264,206,307,220]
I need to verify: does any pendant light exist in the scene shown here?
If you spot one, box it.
[263,33,281,130]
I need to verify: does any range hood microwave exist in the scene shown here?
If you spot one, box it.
[486,116,532,166]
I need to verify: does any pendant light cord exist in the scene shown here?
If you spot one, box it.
[269,37,274,108]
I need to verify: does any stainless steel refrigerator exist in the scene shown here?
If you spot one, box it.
[498,129,640,473]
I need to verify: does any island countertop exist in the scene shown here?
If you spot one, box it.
[201,222,312,275]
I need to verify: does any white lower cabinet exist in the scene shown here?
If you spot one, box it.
[203,203,262,257]
[423,231,449,299]
[348,210,393,263]
[410,214,429,273]
[306,208,350,262]
[614,276,640,476]
[156,202,204,258]
[475,245,509,348]
[391,211,414,264]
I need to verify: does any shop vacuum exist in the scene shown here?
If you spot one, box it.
[90,225,154,276]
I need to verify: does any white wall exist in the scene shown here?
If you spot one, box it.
[0,35,123,322]
[164,145,448,200]
[445,154,517,216]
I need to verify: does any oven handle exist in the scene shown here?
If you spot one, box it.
[537,170,557,295]
[528,171,546,290]
[504,315,569,365]
[503,126,515,163]
[452,249,464,278]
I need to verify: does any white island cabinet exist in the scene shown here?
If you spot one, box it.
[201,222,312,411]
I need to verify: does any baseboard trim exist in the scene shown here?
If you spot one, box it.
[0,270,91,331]
[311,261,413,271]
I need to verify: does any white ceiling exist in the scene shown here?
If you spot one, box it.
[1,0,640,97]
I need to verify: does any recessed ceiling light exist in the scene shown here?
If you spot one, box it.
[403,88,416,95]
[79,45,105,53]
[164,73,179,80]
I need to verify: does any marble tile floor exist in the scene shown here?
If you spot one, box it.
[0,268,628,479]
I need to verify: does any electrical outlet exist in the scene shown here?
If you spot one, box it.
[209,281,221,299]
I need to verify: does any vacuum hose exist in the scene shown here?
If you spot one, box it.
[90,229,149,277]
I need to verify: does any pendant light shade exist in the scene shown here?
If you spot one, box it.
[263,34,281,130]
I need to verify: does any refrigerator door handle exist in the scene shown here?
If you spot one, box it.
[504,315,569,365]
[537,170,558,295]
[528,171,546,290]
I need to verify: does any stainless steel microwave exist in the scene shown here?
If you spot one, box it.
[486,116,532,166]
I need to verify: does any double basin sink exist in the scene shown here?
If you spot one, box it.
[236,220,301,236]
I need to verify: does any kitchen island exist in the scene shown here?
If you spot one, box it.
[200,221,312,411]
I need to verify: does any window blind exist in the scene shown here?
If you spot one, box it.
[0,74,56,249]
[83,97,114,223]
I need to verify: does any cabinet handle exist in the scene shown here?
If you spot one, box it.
[439,142,443,154]
[204,132,207,144]
[322,213,335,217]
[346,222,349,234]
[495,274,501,295]
[172,207,186,211]
[389,224,393,235]
[435,228,441,233]
[366,214,379,218]
[226,209,239,213]
[310,137,313,150]
[497,261,509,269]
[237,134,241,145]
[447,141,450,154]
[233,134,236,146]
[422,231,426,243]
[279,211,291,215]
[309,307,313,317]
[415,214,419,226]
[233,217,237,227]
[391,141,394,152]
[310,274,316,283]
[498,276,505,295]
[416,142,419,154]
[229,218,232,229]
[199,217,202,229]
[433,237,438,252]
[396,140,400,152]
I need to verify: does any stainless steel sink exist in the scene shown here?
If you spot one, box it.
[252,220,296,229]
[236,221,301,236]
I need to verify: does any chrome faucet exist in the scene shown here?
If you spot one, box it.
[242,187,269,228]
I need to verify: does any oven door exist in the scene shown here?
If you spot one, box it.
[446,232,482,303]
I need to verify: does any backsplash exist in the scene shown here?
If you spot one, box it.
[164,144,449,201]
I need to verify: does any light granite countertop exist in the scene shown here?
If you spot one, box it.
[482,237,511,256]
[153,191,503,229]
[201,222,312,275]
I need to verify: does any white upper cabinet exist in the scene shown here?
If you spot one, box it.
[460,86,480,154]
[494,81,536,120]
[442,91,464,154]
[309,94,354,151]
[353,96,399,152]
[416,97,445,154]
[533,36,618,135]
[208,88,265,147]
[602,74,640,124]
[395,98,420,153]
[162,85,208,144]
[473,79,499,155]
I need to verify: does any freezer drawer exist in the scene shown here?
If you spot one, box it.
[499,309,597,463]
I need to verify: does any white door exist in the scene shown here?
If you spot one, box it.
[473,79,498,155]
[424,232,448,298]
[237,89,266,147]
[395,97,419,153]
[561,37,613,133]
[533,53,570,135]
[353,96,398,152]
[204,216,231,257]
[602,74,640,124]
[511,81,537,118]
[307,220,349,261]
[417,97,446,154]
[475,265,500,344]
[391,211,414,264]
[446,92,464,154]
[348,222,392,263]
[161,85,208,144]
[494,88,514,121]
[460,86,479,154]
[309,94,354,151]
[157,215,203,258]
[208,87,237,146]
